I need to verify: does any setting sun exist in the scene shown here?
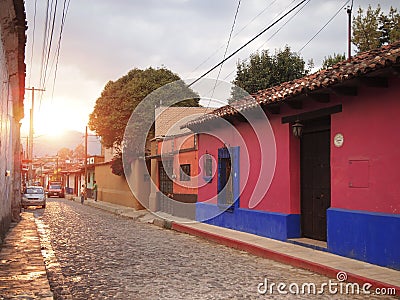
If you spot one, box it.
[21,96,90,137]
[33,111,69,137]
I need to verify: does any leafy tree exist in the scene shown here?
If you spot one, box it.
[57,147,73,161]
[352,5,400,53]
[231,46,309,101]
[380,7,400,44]
[89,67,199,176]
[321,53,346,69]
[110,152,124,177]
[73,144,85,160]
[89,67,199,150]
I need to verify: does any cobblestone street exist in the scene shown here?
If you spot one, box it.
[34,199,394,299]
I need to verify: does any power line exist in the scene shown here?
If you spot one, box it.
[41,0,59,91]
[220,0,310,83]
[154,1,309,133]
[298,0,350,53]
[159,1,296,127]
[189,0,279,77]
[35,0,71,109]
[205,0,241,111]
[50,0,71,101]
[28,0,38,88]
[188,0,308,88]
[258,0,311,51]
[38,0,50,91]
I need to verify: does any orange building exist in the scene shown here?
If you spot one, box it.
[149,106,209,218]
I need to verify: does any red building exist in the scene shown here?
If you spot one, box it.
[185,41,400,270]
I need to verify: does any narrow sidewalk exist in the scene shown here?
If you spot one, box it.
[172,221,400,296]
[0,212,53,299]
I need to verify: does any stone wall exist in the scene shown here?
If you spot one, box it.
[0,0,26,239]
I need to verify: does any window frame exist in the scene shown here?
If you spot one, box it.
[179,164,191,182]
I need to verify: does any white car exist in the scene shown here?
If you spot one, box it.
[22,186,46,209]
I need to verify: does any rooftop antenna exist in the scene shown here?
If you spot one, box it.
[346,0,354,59]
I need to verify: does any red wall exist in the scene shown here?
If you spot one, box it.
[198,76,400,216]
[198,119,293,213]
[331,77,400,214]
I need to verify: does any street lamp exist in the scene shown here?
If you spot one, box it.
[292,120,304,138]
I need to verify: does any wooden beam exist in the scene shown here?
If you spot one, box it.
[282,105,342,124]
[332,86,358,96]
[287,100,303,110]
[359,76,388,88]
[263,104,280,115]
[227,114,248,125]
[309,93,330,103]
[392,65,400,76]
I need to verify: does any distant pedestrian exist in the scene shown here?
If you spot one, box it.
[93,181,98,202]
[80,184,86,204]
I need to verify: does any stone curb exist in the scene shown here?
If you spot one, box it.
[66,196,163,225]
[171,222,400,296]
[35,217,73,300]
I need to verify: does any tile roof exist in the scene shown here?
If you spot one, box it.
[155,106,210,137]
[186,40,400,127]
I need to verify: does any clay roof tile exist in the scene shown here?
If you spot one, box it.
[185,40,400,127]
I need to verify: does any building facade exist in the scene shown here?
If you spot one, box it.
[149,106,209,218]
[186,41,400,270]
[95,147,145,209]
[0,0,26,237]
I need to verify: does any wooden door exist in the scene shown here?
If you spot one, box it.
[158,160,173,195]
[300,119,331,241]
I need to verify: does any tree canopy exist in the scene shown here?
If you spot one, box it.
[57,147,73,161]
[352,5,400,53]
[73,144,85,160]
[321,53,346,69]
[231,46,310,101]
[89,67,199,150]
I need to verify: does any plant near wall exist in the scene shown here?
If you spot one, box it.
[110,153,124,177]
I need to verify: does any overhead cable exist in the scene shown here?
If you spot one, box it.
[188,0,308,87]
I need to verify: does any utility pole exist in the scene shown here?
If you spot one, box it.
[346,2,353,60]
[25,136,28,160]
[25,87,45,184]
[56,155,59,181]
[84,126,88,198]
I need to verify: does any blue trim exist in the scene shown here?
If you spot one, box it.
[328,208,400,270]
[217,146,240,209]
[196,202,300,241]
[202,176,212,183]
[232,146,240,209]
[287,240,328,252]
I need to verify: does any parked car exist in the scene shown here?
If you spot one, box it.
[22,186,46,209]
[47,182,65,198]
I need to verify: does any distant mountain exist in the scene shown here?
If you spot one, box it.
[31,130,101,157]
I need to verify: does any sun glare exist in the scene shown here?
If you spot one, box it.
[21,101,88,138]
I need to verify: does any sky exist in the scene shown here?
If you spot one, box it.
[21,0,398,137]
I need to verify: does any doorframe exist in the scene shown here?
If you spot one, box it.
[299,117,331,241]
[158,158,174,195]
[217,146,240,211]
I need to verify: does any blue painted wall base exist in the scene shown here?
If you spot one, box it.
[196,202,300,241]
[328,208,400,270]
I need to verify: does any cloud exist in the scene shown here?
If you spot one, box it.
[23,0,399,134]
